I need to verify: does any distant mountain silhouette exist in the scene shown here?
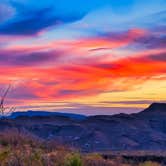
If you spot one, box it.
[9,110,87,120]
[1,103,166,152]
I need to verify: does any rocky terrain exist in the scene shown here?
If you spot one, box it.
[0,103,166,152]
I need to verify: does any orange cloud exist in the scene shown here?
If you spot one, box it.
[0,28,165,108]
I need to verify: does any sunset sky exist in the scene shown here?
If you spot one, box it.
[0,0,166,115]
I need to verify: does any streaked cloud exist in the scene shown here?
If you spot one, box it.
[0,0,165,114]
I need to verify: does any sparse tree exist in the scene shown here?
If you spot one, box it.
[0,85,15,117]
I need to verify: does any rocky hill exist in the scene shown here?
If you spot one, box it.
[0,103,166,152]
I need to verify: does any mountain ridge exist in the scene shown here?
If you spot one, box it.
[8,110,87,120]
[8,102,166,119]
[1,102,166,152]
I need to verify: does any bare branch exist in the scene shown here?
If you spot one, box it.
[0,84,13,116]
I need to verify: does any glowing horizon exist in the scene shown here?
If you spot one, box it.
[0,0,166,114]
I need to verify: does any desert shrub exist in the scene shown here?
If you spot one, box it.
[44,139,70,153]
[64,153,83,166]
[0,128,41,148]
[83,153,130,166]
[83,153,105,166]
[0,149,10,162]
[41,150,69,166]
[0,148,43,166]
[0,129,75,166]
[139,161,161,166]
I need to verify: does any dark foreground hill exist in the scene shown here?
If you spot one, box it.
[1,103,166,152]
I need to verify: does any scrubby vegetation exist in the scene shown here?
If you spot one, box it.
[0,129,163,166]
[138,161,161,166]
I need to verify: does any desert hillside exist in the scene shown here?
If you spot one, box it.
[1,103,166,152]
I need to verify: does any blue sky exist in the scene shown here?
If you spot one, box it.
[0,0,166,114]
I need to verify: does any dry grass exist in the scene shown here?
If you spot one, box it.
[0,129,163,166]
[139,161,161,166]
